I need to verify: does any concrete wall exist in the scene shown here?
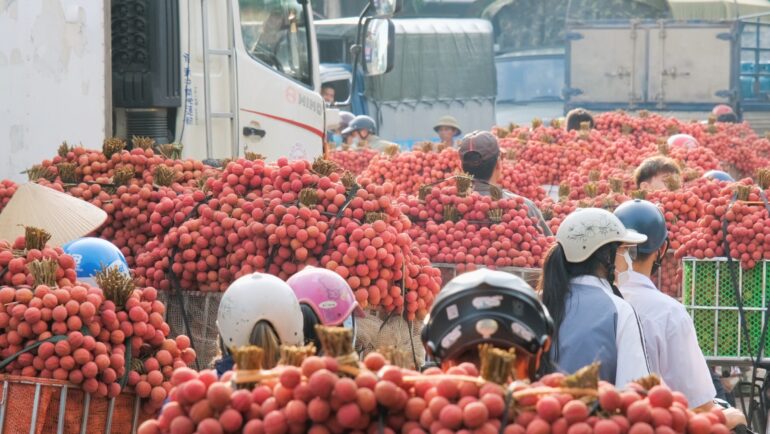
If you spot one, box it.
[0,0,108,182]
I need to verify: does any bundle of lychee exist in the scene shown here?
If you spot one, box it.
[43,138,216,188]
[0,256,195,414]
[538,186,632,235]
[135,157,441,320]
[675,180,770,269]
[560,165,634,202]
[360,148,461,195]
[497,157,548,203]
[0,179,16,214]
[24,139,218,267]
[0,228,78,288]
[396,175,554,270]
[138,340,729,434]
[328,149,379,176]
[592,111,770,178]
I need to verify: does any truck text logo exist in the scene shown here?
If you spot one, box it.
[285,86,323,115]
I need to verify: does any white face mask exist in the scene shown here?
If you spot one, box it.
[616,250,634,287]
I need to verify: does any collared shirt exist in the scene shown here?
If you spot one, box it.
[471,180,553,236]
[365,136,397,152]
[553,275,650,386]
[620,270,716,408]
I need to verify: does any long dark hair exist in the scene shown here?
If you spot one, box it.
[300,303,322,351]
[538,241,621,347]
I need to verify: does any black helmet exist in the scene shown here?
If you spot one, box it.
[421,269,553,379]
[613,199,668,255]
[342,115,377,136]
[703,170,735,183]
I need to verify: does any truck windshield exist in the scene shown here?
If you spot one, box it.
[239,0,312,87]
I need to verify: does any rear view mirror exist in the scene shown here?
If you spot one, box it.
[370,0,401,17]
[363,18,395,76]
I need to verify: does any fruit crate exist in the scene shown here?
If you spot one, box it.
[431,263,542,289]
[681,258,770,362]
[0,375,151,434]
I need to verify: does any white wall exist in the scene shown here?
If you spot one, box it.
[0,0,107,182]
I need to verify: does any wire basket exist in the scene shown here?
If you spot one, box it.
[0,375,151,434]
[682,258,770,363]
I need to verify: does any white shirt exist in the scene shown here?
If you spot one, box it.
[556,275,650,387]
[620,270,716,408]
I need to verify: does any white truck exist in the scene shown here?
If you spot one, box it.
[0,0,397,182]
[492,11,770,133]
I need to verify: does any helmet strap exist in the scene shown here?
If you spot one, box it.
[651,239,670,276]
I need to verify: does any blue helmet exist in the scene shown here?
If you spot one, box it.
[703,170,735,182]
[613,199,668,255]
[62,237,130,287]
[342,115,377,136]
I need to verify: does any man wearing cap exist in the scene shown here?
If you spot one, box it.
[434,116,462,149]
[459,131,552,236]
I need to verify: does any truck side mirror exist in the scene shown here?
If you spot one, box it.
[363,18,395,76]
[370,0,401,17]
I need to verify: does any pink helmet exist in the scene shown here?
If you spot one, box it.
[287,266,364,326]
[712,104,734,117]
[667,133,699,150]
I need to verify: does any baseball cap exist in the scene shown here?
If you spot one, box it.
[458,131,500,167]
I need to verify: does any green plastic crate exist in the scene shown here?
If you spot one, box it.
[682,258,770,361]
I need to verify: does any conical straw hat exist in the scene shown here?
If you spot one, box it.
[0,183,107,247]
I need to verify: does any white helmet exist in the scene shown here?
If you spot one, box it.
[667,133,698,149]
[556,208,647,263]
[217,272,304,350]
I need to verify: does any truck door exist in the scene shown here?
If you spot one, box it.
[738,13,770,133]
[233,0,324,162]
[565,23,645,108]
[647,22,733,109]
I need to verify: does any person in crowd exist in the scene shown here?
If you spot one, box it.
[286,266,363,353]
[341,115,395,152]
[633,155,681,191]
[422,268,553,380]
[565,108,595,131]
[613,199,716,407]
[433,116,462,148]
[712,104,739,123]
[703,170,735,183]
[538,207,651,386]
[614,199,749,428]
[322,84,335,105]
[458,131,552,235]
[327,111,354,146]
[215,272,304,375]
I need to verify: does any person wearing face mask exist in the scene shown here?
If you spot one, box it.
[614,200,750,429]
[539,207,650,386]
[613,201,738,411]
[341,115,395,152]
